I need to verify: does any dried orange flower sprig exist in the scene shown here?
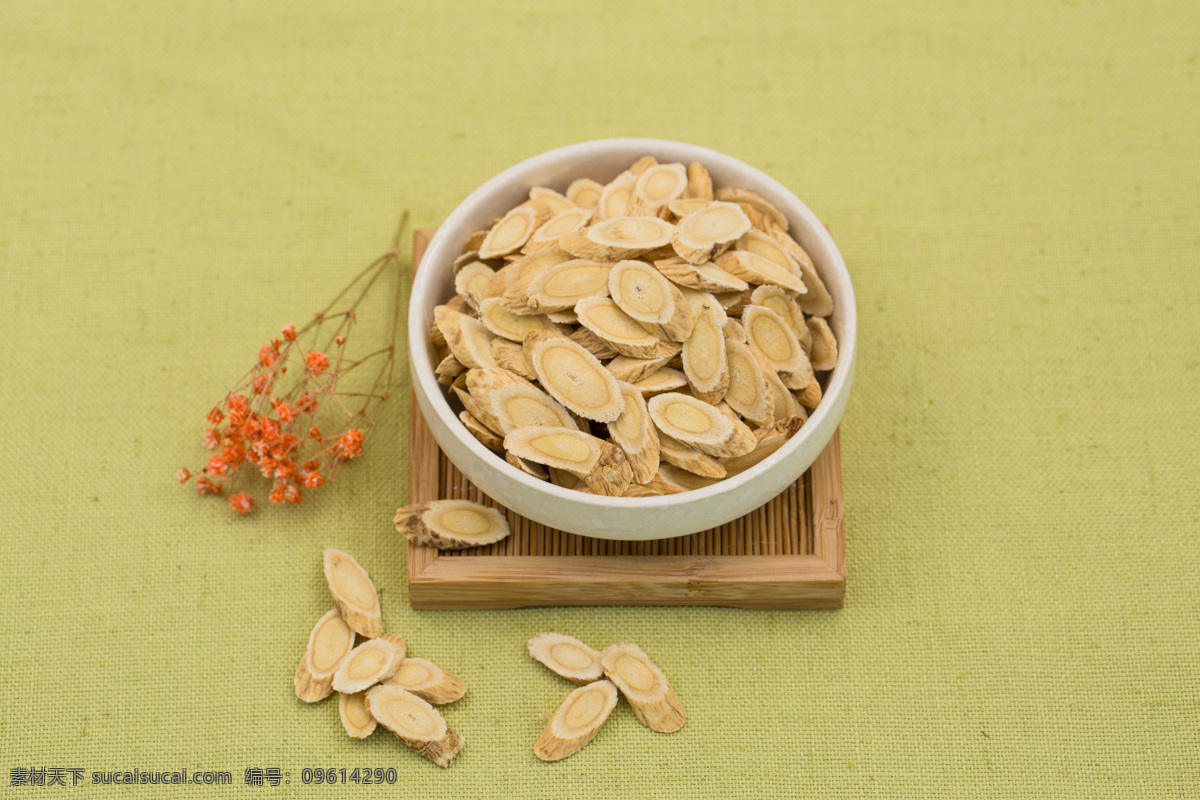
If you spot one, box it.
[179,217,407,514]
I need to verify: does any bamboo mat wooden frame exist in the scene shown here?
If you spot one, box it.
[407,228,845,610]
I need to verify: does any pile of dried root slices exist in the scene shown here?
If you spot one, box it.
[295,549,467,767]
[528,633,685,761]
[431,155,839,496]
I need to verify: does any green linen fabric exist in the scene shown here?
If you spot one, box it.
[2,1,1197,797]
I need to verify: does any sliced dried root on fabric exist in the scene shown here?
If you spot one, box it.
[365,685,463,768]
[528,633,605,684]
[384,658,467,705]
[339,691,377,738]
[671,201,751,264]
[323,549,382,638]
[559,217,676,261]
[332,635,406,694]
[295,608,357,702]
[647,392,755,458]
[535,681,619,762]
[534,679,619,762]
[574,297,680,360]
[601,643,686,733]
[608,260,695,342]
[394,499,512,550]
[605,381,660,484]
[526,333,625,422]
[806,316,839,371]
[566,178,604,210]
[504,426,632,496]
[743,306,814,391]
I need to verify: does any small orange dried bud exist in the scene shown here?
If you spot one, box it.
[196,475,221,495]
[274,402,297,424]
[304,350,330,376]
[206,407,224,424]
[281,324,297,341]
[227,395,251,426]
[257,344,279,368]
[230,492,253,514]
[176,467,191,483]
[298,470,325,488]
[334,429,365,459]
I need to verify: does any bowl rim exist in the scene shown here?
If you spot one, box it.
[409,137,856,508]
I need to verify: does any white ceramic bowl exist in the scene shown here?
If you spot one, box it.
[409,138,856,540]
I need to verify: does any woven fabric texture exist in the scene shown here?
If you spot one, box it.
[2,1,1197,797]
